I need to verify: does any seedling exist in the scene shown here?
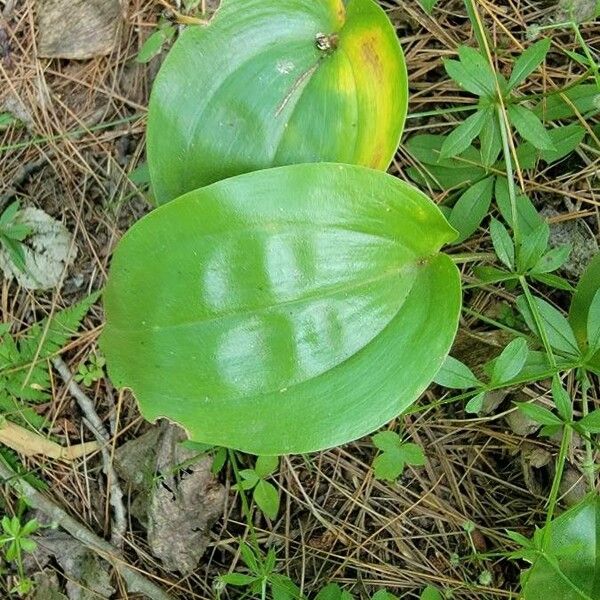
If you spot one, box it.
[371,431,426,482]
[75,353,105,387]
[217,543,300,600]
[236,456,280,521]
[0,515,39,596]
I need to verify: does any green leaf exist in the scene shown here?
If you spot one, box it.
[0,235,27,273]
[516,124,586,167]
[535,84,600,121]
[255,455,279,479]
[440,108,490,158]
[315,584,345,600]
[418,0,438,13]
[516,403,562,426]
[465,391,486,414]
[238,469,259,490]
[586,290,600,357]
[434,355,481,389]
[448,176,494,243]
[406,135,486,190]
[371,448,404,481]
[531,245,571,274]
[401,443,426,466]
[239,543,260,573]
[531,273,574,292]
[540,124,586,163]
[421,586,443,600]
[372,432,425,481]
[569,254,600,350]
[129,162,151,187]
[516,295,580,357]
[473,266,517,285]
[508,105,555,151]
[480,110,502,166]
[101,164,462,455]
[490,338,529,384]
[19,538,36,553]
[578,409,600,434]
[551,375,572,422]
[520,495,600,599]
[490,218,515,270]
[20,519,39,537]
[444,47,496,97]
[372,430,402,453]
[254,480,280,520]
[270,574,302,600]
[147,0,408,204]
[495,177,543,236]
[220,573,258,587]
[0,201,20,226]
[136,29,171,64]
[508,39,551,89]
[517,222,550,273]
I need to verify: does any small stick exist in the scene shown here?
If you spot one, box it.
[0,419,98,460]
[52,357,126,548]
[0,456,173,600]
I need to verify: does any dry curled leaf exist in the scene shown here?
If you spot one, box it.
[0,207,77,290]
[115,422,226,574]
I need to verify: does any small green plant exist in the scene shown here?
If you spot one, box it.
[0,515,39,596]
[508,494,600,599]
[435,337,530,414]
[0,202,31,273]
[135,18,176,63]
[75,353,105,387]
[217,543,300,600]
[237,456,280,521]
[371,431,426,481]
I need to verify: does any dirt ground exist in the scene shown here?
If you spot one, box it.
[0,0,599,598]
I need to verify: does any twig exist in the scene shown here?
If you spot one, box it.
[0,455,173,600]
[0,419,99,460]
[52,357,126,548]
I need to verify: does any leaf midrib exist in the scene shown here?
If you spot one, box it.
[108,258,422,333]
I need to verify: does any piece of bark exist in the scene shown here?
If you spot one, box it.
[37,0,122,60]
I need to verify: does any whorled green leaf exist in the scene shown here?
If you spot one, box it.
[520,494,600,600]
[101,164,461,455]
[406,134,486,191]
[569,253,600,350]
[147,0,408,204]
[534,84,600,121]
[508,39,551,90]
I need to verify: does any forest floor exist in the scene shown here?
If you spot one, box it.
[0,0,599,599]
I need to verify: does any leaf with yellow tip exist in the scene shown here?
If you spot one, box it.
[147,0,408,204]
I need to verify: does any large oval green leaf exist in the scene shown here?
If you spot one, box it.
[521,494,600,600]
[147,0,407,205]
[101,164,461,455]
